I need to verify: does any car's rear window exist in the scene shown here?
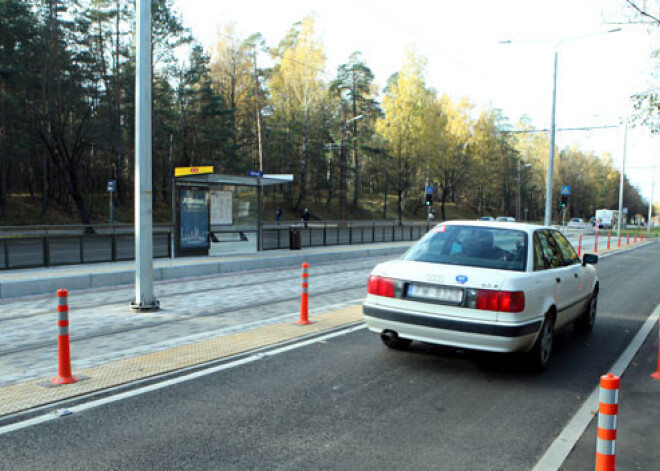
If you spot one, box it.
[403,225,528,271]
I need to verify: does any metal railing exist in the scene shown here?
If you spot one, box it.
[261,220,431,250]
[0,220,431,270]
[0,224,172,270]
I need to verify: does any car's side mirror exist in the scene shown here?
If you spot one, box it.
[582,253,598,266]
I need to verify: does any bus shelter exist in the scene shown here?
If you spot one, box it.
[172,173,292,257]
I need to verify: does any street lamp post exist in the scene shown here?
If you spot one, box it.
[617,122,627,236]
[543,29,621,226]
[503,30,621,226]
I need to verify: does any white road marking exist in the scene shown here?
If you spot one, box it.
[532,302,660,471]
[0,324,367,436]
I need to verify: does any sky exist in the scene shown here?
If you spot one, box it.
[174,0,660,206]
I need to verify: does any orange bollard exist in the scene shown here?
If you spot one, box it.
[577,235,582,257]
[594,230,599,253]
[296,262,311,325]
[641,232,644,242]
[652,310,660,380]
[595,373,620,471]
[617,232,621,248]
[606,231,611,250]
[51,289,77,385]
[634,229,638,243]
[627,232,630,246]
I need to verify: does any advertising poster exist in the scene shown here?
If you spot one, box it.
[210,190,233,225]
[179,189,209,251]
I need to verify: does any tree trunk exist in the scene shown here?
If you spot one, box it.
[0,77,7,215]
[115,0,125,205]
[298,118,308,206]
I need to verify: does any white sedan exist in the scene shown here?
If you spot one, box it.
[363,221,599,371]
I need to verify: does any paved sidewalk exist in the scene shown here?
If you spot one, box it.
[561,324,660,470]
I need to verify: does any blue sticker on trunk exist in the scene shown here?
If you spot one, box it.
[456,275,468,284]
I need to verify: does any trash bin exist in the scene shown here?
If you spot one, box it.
[289,225,302,250]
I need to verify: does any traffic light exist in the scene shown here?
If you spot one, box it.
[425,193,433,206]
[560,195,568,208]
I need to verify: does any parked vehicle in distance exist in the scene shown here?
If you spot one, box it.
[594,209,616,229]
[567,218,588,229]
[496,216,516,222]
[479,216,495,221]
[363,221,599,371]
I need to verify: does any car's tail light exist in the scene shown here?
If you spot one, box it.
[498,291,525,313]
[367,275,395,298]
[468,289,525,313]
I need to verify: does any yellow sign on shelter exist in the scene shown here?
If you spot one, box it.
[174,166,214,177]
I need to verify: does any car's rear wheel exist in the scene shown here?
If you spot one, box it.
[575,290,598,333]
[380,331,412,350]
[527,314,554,372]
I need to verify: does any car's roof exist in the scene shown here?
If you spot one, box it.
[440,220,550,233]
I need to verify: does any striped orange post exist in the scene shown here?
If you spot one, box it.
[577,235,582,257]
[617,232,621,248]
[626,232,630,246]
[296,262,311,325]
[634,229,638,243]
[595,373,620,471]
[606,231,611,250]
[594,230,599,253]
[652,309,660,380]
[51,289,77,385]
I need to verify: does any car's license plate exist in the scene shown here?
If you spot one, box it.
[407,284,463,304]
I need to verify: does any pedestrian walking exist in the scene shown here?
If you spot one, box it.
[302,208,310,228]
[275,207,282,224]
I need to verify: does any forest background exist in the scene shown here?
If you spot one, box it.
[0,0,657,227]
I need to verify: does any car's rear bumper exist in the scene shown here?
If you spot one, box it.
[363,304,543,353]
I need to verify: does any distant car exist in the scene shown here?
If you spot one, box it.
[567,218,587,230]
[363,221,599,371]
[479,216,495,221]
[496,216,516,222]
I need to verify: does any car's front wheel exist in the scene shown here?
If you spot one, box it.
[575,290,598,333]
[380,331,412,350]
[527,314,554,372]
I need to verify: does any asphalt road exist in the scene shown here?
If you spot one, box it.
[0,243,658,470]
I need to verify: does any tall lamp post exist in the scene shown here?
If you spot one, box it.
[502,29,621,226]
[544,29,621,226]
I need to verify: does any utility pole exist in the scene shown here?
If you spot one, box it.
[617,122,627,237]
[649,156,655,233]
[130,0,158,312]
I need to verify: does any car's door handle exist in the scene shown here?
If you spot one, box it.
[556,278,561,283]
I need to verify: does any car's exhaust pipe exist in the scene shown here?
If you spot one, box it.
[381,330,399,342]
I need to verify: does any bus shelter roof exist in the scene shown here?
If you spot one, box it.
[174,173,292,187]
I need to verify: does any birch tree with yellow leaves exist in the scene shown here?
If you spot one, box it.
[269,16,327,206]
[376,47,431,222]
